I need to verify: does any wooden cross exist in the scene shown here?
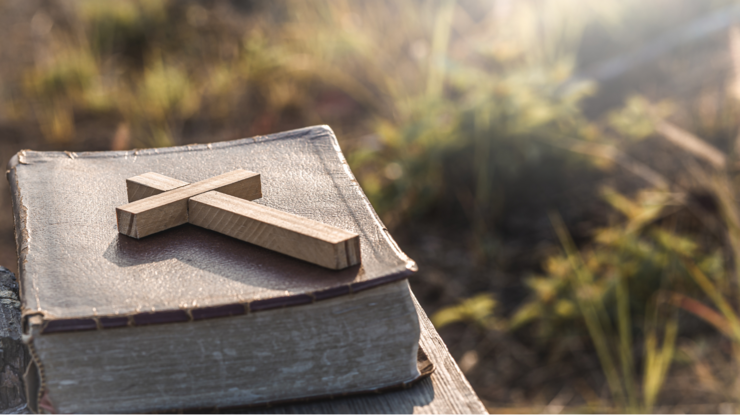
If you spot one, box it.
[115,170,361,270]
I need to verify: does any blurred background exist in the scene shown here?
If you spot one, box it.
[4,0,740,412]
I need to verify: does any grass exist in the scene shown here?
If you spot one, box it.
[432,43,740,408]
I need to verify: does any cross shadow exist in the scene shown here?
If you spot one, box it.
[103,224,360,291]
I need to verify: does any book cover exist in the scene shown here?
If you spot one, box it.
[7,125,417,329]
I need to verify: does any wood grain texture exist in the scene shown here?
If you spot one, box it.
[240,292,488,414]
[116,170,261,238]
[124,172,360,270]
[189,191,360,270]
[126,172,188,202]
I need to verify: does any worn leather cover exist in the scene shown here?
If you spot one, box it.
[6,125,417,331]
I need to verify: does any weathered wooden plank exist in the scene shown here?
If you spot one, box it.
[240,292,488,414]
[116,170,261,238]
[189,191,360,270]
[410,292,488,414]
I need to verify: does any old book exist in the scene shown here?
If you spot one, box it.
[7,126,424,413]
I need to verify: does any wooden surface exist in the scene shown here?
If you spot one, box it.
[116,169,261,238]
[126,172,188,201]
[189,191,360,270]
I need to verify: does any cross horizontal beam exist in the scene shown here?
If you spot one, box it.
[117,170,262,238]
[117,171,361,270]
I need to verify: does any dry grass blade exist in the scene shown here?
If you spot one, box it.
[730,26,740,156]
[557,137,670,188]
[426,0,455,99]
[707,173,740,295]
[549,211,628,409]
[729,26,740,102]
[683,261,740,342]
[654,119,726,170]
[643,314,678,411]
[616,275,638,411]
[669,292,733,337]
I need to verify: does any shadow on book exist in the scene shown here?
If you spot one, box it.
[103,224,361,290]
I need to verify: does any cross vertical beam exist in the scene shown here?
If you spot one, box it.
[116,171,361,270]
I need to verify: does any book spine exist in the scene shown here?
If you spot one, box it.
[36,271,413,334]
[4,156,46,412]
[6,153,34,323]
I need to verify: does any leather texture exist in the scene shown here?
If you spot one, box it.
[7,126,416,326]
